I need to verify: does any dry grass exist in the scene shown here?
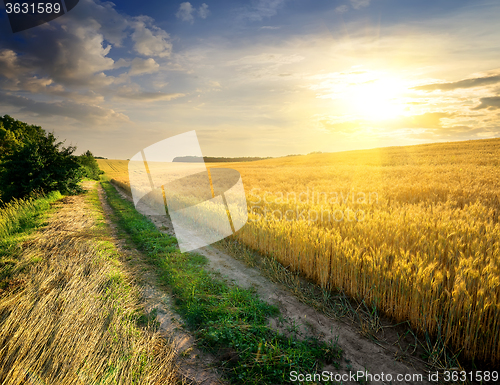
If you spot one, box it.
[0,187,177,384]
[98,138,500,366]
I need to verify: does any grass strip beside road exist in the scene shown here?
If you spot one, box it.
[0,185,176,384]
[102,180,343,384]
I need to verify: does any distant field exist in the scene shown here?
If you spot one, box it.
[98,138,500,365]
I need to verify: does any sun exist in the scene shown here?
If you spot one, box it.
[345,77,406,121]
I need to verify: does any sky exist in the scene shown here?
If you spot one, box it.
[1,0,500,159]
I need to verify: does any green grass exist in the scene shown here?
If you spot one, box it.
[0,191,63,291]
[101,180,343,384]
[84,184,164,332]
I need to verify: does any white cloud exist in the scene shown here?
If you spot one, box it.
[131,17,172,58]
[229,53,304,66]
[0,20,117,88]
[0,0,179,127]
[208,80,221,88]
[225,52,304,80]
[335,5,349,14]
[198,3,210,19]
[349,0,370,10]
[176,2,209,22]
[0,49,22,79]
[239,0,285,21]
[129,58,160,75]
[176,2,195,22]
[1,3,173,86]
[54,21,115,84]
[114,57,161,76]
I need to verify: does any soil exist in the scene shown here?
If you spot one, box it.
[107,181,434,385]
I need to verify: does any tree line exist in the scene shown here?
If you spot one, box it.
[173,155,273,163]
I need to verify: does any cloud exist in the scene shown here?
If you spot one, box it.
[0,0,178,126]
[260,26,280,30]
[128,58,160,75]
[64,0,130,47]
[321,112,451,134]
[414,74,500,92]
[116,91,185,101]
[239,0,285,21]
[0,19,117,88]
[334,0,369,13]
[51,22,116,85]
[208,80,221,88]
[198,3,210,19]
[472,96,500,110]
[349,0,370,10]
[335,5,349,14]
[176,2,210,22]
[0,92,129,124]
[229,53,304,66]
[0,49,22,79]
[389,112,451,129]
[176,2,195,22]
[226,53,304,79]
[131,17,172,58]
[0,3,173,87]
[405,125,498,141]
[114,57,161,76]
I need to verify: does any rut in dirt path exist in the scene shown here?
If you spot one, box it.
[109,181,432,385]
[97,183,227,385]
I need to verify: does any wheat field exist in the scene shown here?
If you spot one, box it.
[98,138,500,365]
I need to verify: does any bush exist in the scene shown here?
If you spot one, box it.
[0,115,104,202]
[0,132,83,202]
[78,150,104,181]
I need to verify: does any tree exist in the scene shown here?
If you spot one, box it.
[77,150,104,180]
[0,123,83,202]
[0,115,45,146]
[0,121,20,156]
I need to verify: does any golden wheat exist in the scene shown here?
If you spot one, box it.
[98,138,500,365]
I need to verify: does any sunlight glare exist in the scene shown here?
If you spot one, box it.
[346,77,406,121]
